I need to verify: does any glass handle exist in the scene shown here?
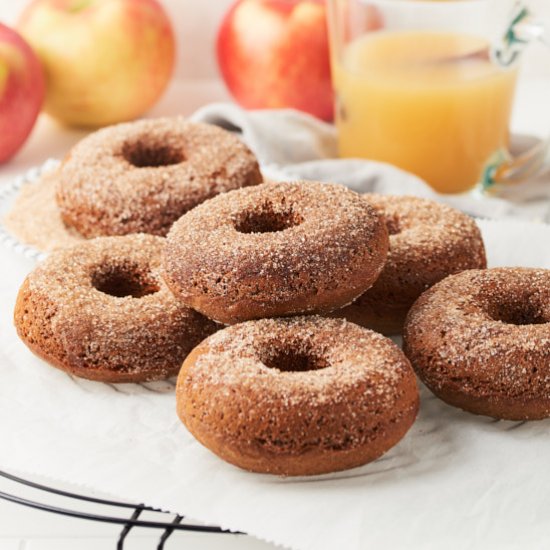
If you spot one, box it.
[482,3,549,192]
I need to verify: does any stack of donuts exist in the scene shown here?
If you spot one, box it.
[14,117,550,476]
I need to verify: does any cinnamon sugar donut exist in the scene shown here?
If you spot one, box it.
[163,181,389,324]
[14,234,218,382]
[403,268,550,420]
[177,316,419,476]
[336,195,486,334]
[56,118,262,237]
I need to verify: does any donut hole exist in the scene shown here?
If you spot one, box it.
[92,265,160,298]
[122,141,184,168]
[489,300,547,326]
[235,203,304,234]
[261,347,328,373]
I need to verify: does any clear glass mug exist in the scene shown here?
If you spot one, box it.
[327,0,548,194]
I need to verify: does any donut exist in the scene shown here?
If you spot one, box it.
[335,195,486,335]
[163,181,389,324]
[403,268,550,420]
[14,234,218,383]
[56,118,263,238]
[177,316,419,476]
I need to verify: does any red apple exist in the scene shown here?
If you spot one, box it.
[0,23,45,164]
[217,0,333,121]
[18,0,175,128]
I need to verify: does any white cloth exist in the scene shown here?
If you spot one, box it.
[1,220,550,550]
[192,103,550,222]
[1,105,550,550]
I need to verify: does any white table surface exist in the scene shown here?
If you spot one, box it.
[1,76,549,549]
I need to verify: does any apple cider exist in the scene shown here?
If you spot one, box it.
[332,31,518,193]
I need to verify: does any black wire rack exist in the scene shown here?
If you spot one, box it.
[0,469,242,549]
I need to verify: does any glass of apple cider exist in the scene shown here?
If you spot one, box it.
[327,0,548,194]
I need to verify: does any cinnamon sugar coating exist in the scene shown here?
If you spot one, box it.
[403,268,550,420]
[56,118,263,238]
[14,234,218,382]
[177,316,419,475]
[163,181,389,324]
[4,168,84,252]
[336,195,486,334]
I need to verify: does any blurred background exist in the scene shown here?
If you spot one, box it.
[1,0,549,197]
[2,1,235,82]
[2,0,549,82]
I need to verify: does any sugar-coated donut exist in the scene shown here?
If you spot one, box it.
[56,118,262,238]
[177,316,419,476]
[403,268,550,420]
[336,195,486,334]
[163,181,389,324]
[14,234,218,383]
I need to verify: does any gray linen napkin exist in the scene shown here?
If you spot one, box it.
[192,103,550,223]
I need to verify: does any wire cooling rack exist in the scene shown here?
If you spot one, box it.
[0,469,240,549]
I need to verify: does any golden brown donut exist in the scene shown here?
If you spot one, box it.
[177,316,419,476]
[403,268,550,420]
[335,195,486,335]
[56,118,262,237]
[163,181,389,324]
[14,234,218,383]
